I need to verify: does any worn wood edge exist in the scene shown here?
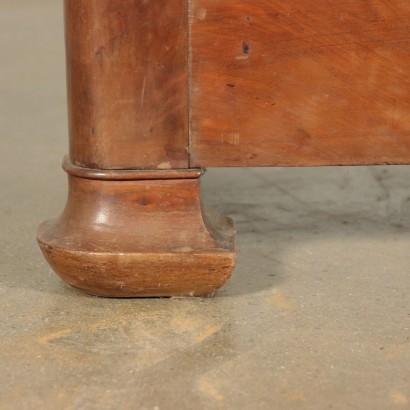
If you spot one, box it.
[37,242,236,297]
[37,176,236,298]
[63,156,204,180]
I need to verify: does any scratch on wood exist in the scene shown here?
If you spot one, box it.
[222,132,240,145]
[198,8,207,20]
[141,76,146,108]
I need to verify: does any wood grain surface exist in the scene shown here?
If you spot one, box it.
[65,0,189,170]
[189,0,410,167]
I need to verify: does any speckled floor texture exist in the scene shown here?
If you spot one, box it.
[1,2,410,409]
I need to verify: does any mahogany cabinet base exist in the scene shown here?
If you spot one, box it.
[37,161,236,297]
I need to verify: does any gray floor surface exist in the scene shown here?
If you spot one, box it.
[1,1,409,409]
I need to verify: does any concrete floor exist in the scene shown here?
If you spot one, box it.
[1,1,410,409]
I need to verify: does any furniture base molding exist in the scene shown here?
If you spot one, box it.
[37,158,236,297]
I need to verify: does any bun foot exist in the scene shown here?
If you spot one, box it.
[37,160,236,297]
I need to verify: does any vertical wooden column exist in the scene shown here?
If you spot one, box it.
[65,0,189,169]
[37,0,236,297]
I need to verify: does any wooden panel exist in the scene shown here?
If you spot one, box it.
[65,0,189,170]
[189,0,410,167]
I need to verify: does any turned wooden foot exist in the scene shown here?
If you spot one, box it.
[37,158,236,297]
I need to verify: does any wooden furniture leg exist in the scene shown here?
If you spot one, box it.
[40,1,409,296]
[37,159,235,297]
[37,0,236,297]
